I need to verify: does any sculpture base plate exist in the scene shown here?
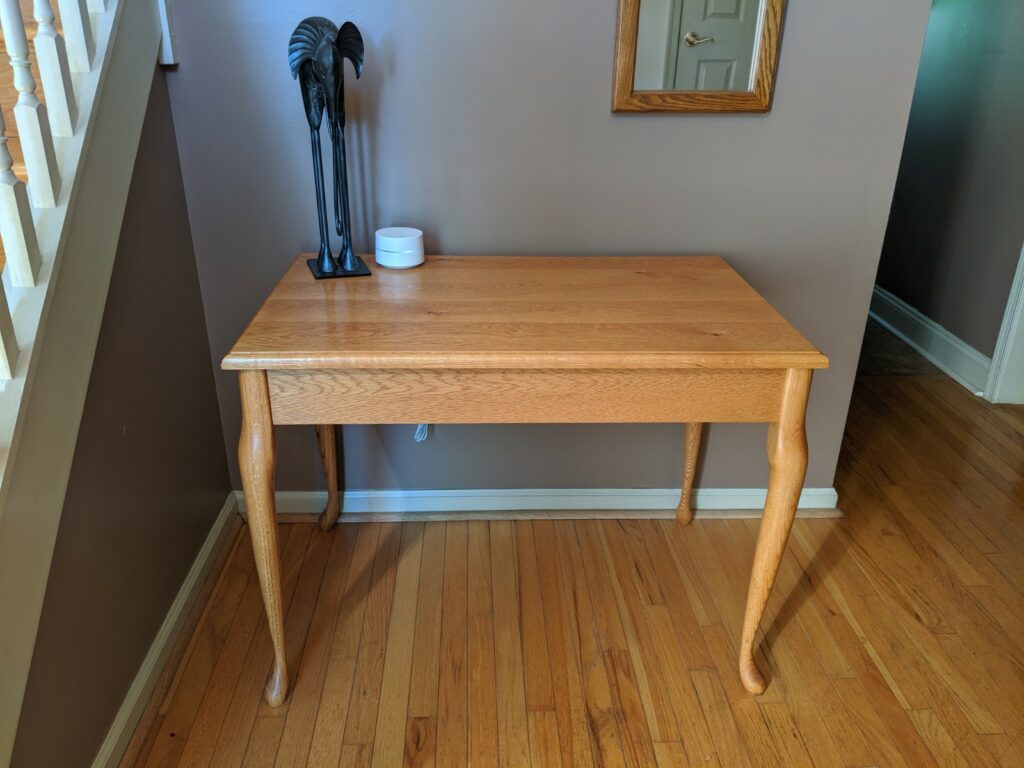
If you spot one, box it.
[307,256,372,280]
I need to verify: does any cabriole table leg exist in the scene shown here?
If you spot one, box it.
[738,369,812,694]
[238,370,289,706]
[676,422,703,524]
[315,424,342,530]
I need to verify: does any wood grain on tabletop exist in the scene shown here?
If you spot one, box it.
[222,255,828,371]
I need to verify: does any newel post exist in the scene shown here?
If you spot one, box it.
[0,0,60,207]
[33,0,78,137]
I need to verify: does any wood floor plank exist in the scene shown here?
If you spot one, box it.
[574,521,629,652]
[527,710,563,768]
[243,528,334,766]
[854,594,1004,767]
[988,732,1024,768]
[924,380,1024,463]
[274,526,359,768]
[436,523,469,768]
[652,742,689,768]
[643,605,720,766]
[404,716,435,768]
[935,632,1024,740]
[597,521,681,743]
[690,669,752,768]
[468,613,499,768]
[369,523,425,768]
[699,625,780,768]
[140,531,255,768]
[344,522,404,746]
[514,521,556,712]
[467,522,498,768]
[831,675,935,768]
[758,700,814,768]
[171,525,296,768]
[533,520,598,768]
[739,521,875,768]
[710,522,847,767]
[339,743,372,768]
[812,527,1005,758]
[638,522,714,670]
[491,520,533,767]
[408,522,447,718]
[306,523,381,767]
[467,520,493,616]
[908,708,972,768]
[556,523,628,768]
[604,649,658,768]
[209,524,314,768]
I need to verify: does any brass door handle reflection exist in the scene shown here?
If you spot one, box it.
[683,31,715,47]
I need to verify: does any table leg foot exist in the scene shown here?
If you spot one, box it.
[315,424,341,530]
[738,651,767,695]
[265,658,289,707]
[676,422,703,524]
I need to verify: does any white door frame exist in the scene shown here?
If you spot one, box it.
[985,242,1024,403]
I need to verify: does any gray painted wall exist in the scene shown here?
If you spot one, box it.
[877,0,1024,358]
[166,0,931,493]
[11,71,230,768]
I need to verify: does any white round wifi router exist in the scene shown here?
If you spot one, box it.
[375,227,424,269]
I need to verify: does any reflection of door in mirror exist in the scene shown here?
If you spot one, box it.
[634,0,764,91]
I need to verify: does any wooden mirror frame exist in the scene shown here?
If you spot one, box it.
[612,0,786,113]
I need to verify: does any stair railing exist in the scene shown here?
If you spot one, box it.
[0,0,83,378]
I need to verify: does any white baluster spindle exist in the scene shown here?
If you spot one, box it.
[0,109,41,287]
[33,0,77,137]
[0,280,18,379]
[0,0,60,207]
[55,0,93,72]
[86,0,104,11]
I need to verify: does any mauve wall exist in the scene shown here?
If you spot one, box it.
[165,0,930,493]
[11,72,230,768]
[876,0,1024,357]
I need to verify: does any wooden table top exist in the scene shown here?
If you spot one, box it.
[222,255,828,371]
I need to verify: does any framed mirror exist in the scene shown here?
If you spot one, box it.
[612,0,785,112]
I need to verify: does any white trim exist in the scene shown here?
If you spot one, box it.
[155,0,177,65]
[91,494,238,768]
[869,285,991,395]
[236,487,841,521]
[985,243,1024,404]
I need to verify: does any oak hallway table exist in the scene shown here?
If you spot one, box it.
[222,254,829,706]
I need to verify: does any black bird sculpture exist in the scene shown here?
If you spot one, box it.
[289,17,369,278]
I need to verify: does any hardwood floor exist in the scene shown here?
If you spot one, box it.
[127,373,1024,767]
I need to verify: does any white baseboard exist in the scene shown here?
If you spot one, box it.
[870,286,991,394]
[235,487,840,521]
[91,493,239,768]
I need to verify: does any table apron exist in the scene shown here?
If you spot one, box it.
[266,368,787,424]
